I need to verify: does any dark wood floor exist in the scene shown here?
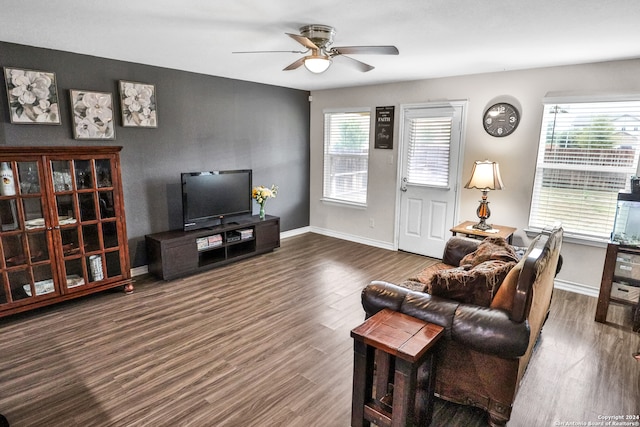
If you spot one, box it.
[0,233,638,426]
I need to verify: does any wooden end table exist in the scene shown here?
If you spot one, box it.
[450,220,516,244]
[351,309,444,427]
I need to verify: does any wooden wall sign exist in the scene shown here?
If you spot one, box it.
[375,106,394,149]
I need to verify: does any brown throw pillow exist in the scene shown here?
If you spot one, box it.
[490,261,521,315]
[490,234,542,316]
[426,259,515,307]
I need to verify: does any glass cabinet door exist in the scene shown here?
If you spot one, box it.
[52,157,125,292]
[0,161,57,306]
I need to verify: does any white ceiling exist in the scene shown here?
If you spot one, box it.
[1,0,639,91]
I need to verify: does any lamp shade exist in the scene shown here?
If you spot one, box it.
[304,55,331,73]
[464,160,504,191]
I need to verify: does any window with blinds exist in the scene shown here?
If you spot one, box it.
[406,116,452,187]
[323,110,371,205]
[529,100,640,240]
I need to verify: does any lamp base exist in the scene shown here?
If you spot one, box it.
[472,191,493,231]
[472,219,492,231]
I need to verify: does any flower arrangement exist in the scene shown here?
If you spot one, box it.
[252,185,278,219]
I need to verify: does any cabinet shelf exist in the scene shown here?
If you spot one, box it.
[609,296,638,307]
[198,245,223,253]
[612,276,640,288]
[146,216,279,281]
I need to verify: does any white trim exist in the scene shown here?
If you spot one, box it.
[320,198,368,209]
[309,226,395,251]
[281,226,311,239]
[131,265,148,277]
[524,227,609,248]
[554,278,599,298]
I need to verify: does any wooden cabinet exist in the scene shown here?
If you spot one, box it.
[146,215,280,280]
[596,242,640,331]
[0,146,132,318]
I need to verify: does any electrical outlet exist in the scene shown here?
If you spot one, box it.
[369,218,375,228]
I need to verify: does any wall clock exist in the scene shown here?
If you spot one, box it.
[483,102,520,137]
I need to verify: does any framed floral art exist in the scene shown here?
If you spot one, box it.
[118,80,158,128]
[3,67,61,125]
[70,89,116,140]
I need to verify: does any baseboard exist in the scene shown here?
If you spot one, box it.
[131,265,148,277]
[308,226,395,251]
[554,278,599,298]
[132,228,596,297]
[281,226,311,239]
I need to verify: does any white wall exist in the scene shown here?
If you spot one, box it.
[309,58,640,292]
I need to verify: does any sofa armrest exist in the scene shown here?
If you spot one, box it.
[362,281,530,358]
[452,305,530,358]
[362,280,410,316]
[442,236,480,266]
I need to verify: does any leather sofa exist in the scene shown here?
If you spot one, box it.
[361,226,563,426]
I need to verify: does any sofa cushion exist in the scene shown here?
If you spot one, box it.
[426,259,516,307]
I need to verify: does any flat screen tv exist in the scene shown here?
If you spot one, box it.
[181,169,252,231]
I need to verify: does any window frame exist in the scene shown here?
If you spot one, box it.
[322,108,372,207]
[528,96,640,243]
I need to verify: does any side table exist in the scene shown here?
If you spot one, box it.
[450,220,516,244]
[351,309,444,427]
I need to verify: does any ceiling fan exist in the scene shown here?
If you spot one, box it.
[233,24,399,74]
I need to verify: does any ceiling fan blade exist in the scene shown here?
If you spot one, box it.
[286,33,319,50]
[283,57,306,71]
[332,46,399,55]
[332,55,375,72]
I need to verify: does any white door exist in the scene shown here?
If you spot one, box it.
[397,102,465,258]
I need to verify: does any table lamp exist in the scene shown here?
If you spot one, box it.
[464,160,504,230]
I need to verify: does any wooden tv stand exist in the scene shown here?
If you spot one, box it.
[145,215,280,280]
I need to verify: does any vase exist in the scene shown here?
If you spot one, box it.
[259,204,266,220]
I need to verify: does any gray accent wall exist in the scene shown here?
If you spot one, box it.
[0,41,310,267]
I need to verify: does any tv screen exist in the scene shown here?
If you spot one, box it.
[181,170,252,231]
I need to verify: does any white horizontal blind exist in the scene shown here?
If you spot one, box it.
[323,111,370,204]
[529,100,640,239]
[406,116,452,187]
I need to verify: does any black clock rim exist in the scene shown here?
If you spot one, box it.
[483,102,519,137]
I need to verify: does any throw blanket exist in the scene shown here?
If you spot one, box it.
[405,237,519,306]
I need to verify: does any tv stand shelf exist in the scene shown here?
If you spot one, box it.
[145,215,279,280]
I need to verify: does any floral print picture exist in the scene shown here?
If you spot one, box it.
[70,90,115,140]
[3,67,61,124]
[118,80,157,128]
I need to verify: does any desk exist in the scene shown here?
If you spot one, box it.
[450,221,516,244]
[351,309,444,427]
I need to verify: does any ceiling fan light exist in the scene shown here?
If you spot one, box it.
[304,56,331,73]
